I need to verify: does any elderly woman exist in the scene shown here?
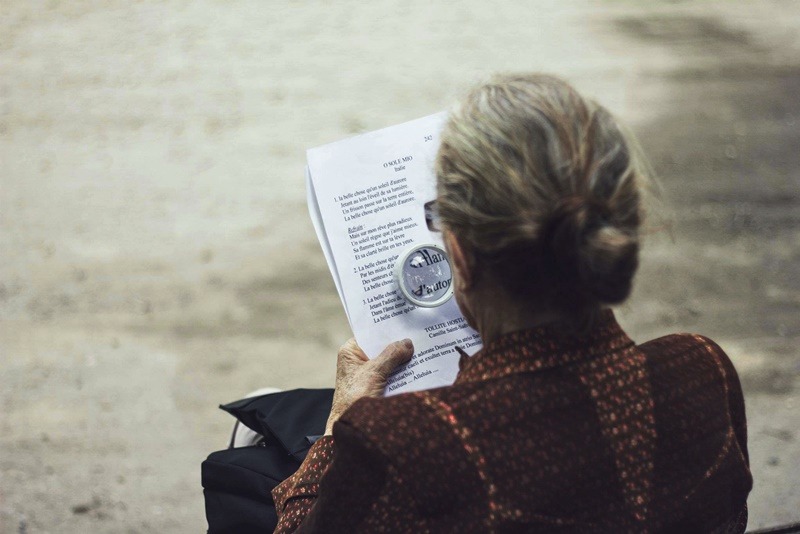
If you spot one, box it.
[271,74,752,533]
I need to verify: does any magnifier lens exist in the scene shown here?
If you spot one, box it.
[394,244,453,308]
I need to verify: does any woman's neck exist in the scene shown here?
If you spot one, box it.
[469,285,564,345]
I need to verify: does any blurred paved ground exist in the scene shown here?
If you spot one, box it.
[1,1,798,532]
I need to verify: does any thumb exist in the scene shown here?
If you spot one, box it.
[371,339,414,378]
[338,338,369,364]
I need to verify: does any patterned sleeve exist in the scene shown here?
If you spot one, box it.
[694,335,749,464]
[271,436,336,533]
[271,419,395,533]
[693,335,751,534]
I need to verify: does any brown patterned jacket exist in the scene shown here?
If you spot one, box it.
[272,311,752,533]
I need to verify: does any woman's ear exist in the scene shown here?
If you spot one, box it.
[444,230,474,290]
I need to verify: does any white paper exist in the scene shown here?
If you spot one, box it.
[307,113,482,395]
[306,167,349,323]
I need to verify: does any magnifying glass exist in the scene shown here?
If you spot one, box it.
[394,243,454,308]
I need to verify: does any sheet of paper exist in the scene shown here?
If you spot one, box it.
[306,167,349,322]
[307,113,482,395]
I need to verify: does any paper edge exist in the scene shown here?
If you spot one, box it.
[305,165,352,327]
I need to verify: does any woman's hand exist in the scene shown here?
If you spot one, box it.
[325,338,414,435]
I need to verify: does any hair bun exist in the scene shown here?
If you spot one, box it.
[544,196,638,304]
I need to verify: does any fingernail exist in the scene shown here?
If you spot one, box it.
[402,338,413,349]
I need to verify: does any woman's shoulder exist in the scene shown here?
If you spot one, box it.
[637,331,746,436]
[332,387,498,519]
[636,330,751,512]
[637,332,739,383]
[339,387,458,439]
[638,331,725,356]
[336,385,481,463]
[339,390,432,432]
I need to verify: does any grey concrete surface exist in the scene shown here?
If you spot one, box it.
[1,1,798,532]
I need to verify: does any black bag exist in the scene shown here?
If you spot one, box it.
[202,388,334,533]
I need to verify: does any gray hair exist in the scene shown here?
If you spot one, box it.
[435,74,648,318]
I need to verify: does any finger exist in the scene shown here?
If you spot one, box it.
[338,338,369,363]
[371,339,414,378]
